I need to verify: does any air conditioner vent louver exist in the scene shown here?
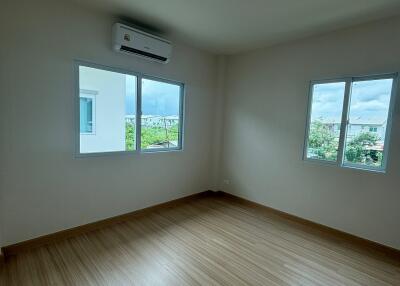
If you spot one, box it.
[120,45,168,62]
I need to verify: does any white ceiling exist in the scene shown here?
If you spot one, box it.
[77,0,400,54]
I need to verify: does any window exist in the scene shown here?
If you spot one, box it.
[80,93,95,134]
[77,63,184,155]
[141,78,182,150]
[304,74,397,172]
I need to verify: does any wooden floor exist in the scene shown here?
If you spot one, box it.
[1,195,399,285]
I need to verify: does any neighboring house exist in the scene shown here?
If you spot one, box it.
[314,117,386,142]
[79,66,127,153]
[346,118,386,140]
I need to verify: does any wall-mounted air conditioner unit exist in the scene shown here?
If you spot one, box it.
[112,23,172,64]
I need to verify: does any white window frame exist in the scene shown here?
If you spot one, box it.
[303,73,398,173]
[79,90,97,135]
[75,60,185,157]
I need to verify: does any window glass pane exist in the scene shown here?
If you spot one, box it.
[79,97,93,133]
[79,66,136,154]
[306,82,346,161]
[344,78,393,168]
[141,79,181,150]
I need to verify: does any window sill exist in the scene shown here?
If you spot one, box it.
[303,158,386,174]
[75,148,183,158]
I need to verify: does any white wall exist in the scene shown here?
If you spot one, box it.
[0,0,218,246]
[79,67,127,153]
[221,16,400,249]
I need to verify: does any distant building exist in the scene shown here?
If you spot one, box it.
[125,115,179,148]
[126,115,179,126]
[314,118,386,141]
[346,118,386,140]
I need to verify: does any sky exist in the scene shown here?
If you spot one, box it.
[125,76,180,116]
[125,76,136,115]
[311,78,393,124]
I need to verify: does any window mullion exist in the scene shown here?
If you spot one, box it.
[136,76,142,151]
[178,83,184,149]
[337,78,352,166]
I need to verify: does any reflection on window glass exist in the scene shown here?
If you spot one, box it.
[306,82,346,161]
[141,79,181,150]
[79,66,136,153]
[80,97,93,133]
[344,79,393,168]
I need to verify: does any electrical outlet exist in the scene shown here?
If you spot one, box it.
[223,179,230,185]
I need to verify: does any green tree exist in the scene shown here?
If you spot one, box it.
[125,121,179,149]
[141,124,179,148]
[125,122,135,150]
[345,132,381,165]
[308,121,337,160]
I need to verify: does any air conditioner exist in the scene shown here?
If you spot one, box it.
[112,23,172,64]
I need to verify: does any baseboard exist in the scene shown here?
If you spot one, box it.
[215,191,400,263]
[2,190,217,258]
